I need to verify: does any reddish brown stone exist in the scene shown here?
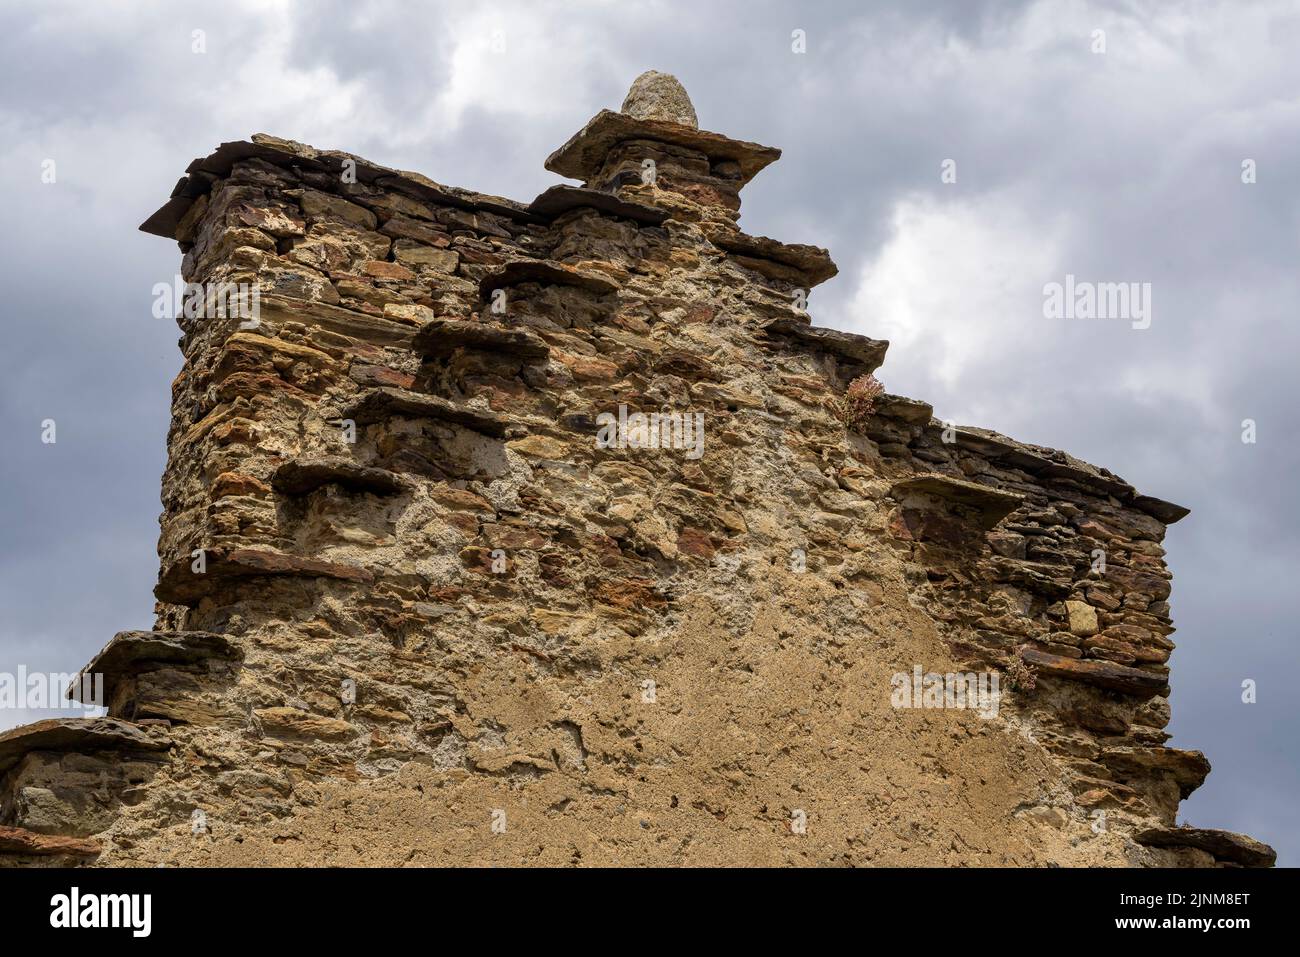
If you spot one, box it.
[556,351,619,381]
[459,545,508,576]
[214,371,315,404]
[1019,647,1168,697]
[676,527,716,558]
[484,523,548,550]
[444,512,480,536]
[362,260,416,281]
[211,471,271,498]
[349,363,417,390]
[591,577,665,610]
[0,825,101,858]
[210,419,257,445]
[431,487,494,512]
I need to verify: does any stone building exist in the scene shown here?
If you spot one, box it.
[0,72,1274,867]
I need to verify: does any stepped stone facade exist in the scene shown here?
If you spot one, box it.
[0,73,1274,867]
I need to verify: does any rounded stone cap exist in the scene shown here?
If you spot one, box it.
[620,70,698,129]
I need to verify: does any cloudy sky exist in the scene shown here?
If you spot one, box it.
[1,0,1295,863]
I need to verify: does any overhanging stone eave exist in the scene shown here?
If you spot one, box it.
[0,718,171,775]
[340,386,518,437]
[1134,825,1277,868]
[154,547,375,606]
[924,422,1190,525]
[66,630,237,705]
[271,458,410,497]
[760,318,889,375]
[544,109,781,186]
[890,473,1026,530]
[140,133,540,240]
[527,184,669,226]
[704,224,838,287]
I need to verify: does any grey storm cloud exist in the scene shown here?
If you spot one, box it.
[0,0,1295,861]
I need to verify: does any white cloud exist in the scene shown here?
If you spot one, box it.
[847,191,1066,402]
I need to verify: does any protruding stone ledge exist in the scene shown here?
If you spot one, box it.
[413,318,549,360]
[477,260,621,298]
[67,631,236,706]
[761,319,888,375]
[272,457,409,496]
[1131,495,1191,524]
[139,134,539,240]
[155,548,374,606]
[945,426,1130,493]
[545,109,781,186]
[892,474,1024,530]
[1134,826,1276,868]
[342,387,517,438]
[0,718,170,775]
[0,824,101,859]
[1019,647,1169,697]
[874,393,934,425]
[705,228,838,286]
[528,185,669,226]
[1101,746,1211,797]
[931,424,1189,524]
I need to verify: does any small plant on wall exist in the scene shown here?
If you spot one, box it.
[837,373,884,429]
[1003,653,1038,693]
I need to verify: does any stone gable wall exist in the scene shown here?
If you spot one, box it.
[0,94,1273,868]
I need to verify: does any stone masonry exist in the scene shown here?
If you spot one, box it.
[0,72,1275,867]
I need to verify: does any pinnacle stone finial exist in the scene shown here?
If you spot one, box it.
[620,70,698,129]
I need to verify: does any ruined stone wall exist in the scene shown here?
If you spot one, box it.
[0,76,1274,868]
